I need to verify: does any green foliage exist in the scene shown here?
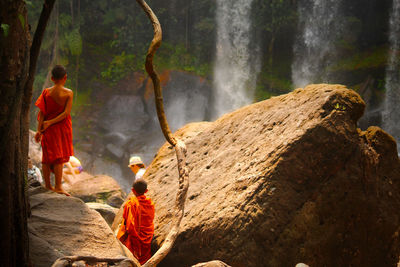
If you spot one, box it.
[377,78,386,92]
[253,0,296,35]
[1,24,9,37]
[155,42,211,77]
[254,71,293,101]
[330,46,388,72]
[32,70,47,92]
[194,17,214,32]
[67,28,82,56]
[71,89,92,117]
[59,13,72,28]
[255,86,276,101]
[101,52,144,84]
[27,0,216,97]
[23,0,33,6]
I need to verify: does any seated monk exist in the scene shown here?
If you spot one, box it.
[117,179,155,264]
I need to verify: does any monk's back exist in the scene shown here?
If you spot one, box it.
[48,86,72,107]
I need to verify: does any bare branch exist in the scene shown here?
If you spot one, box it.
[135,0,176,146]
[143,140,189,267]
[135,1,190,266]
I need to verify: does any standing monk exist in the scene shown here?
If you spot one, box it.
[34,65,73,196]
[117,179,155,264]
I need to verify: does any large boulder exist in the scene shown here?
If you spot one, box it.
[64,172,126,208]
[143,84,400,266]
[28,188,134,267]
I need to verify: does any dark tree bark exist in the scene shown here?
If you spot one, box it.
[0,0,55,266]
[0,1,31,266]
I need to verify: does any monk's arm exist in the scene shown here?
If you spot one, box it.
[35,111,44,142]
[37,111,44,133]
[43,92,73,129]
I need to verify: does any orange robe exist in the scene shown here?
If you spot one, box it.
[117,195,155,264]
[35,88,73,164]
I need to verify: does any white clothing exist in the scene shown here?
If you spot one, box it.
[28,166,43,183]
[135,168,146,181]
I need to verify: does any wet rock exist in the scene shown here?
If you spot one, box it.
[106,143,125,159]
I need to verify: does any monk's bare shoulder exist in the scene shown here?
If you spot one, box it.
[62,87,74,98]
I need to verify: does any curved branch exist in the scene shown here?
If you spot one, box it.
[135,1,189,266]
[143,140,189,267]
[135,0,176,146]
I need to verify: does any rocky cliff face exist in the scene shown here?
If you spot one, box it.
[143,84,400,266]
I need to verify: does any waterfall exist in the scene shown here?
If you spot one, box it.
[383,0,400,151]
[212,0,260,119]
[292,0,343,88]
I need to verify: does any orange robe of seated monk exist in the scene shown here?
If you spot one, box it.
[35,88,73,164]
[117,195,155,264]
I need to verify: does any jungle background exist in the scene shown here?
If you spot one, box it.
[27,0,396,191]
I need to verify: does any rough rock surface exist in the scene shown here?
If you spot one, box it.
[86,202,119,227]
[28,188,134,267]
[141,84,400,266]
[191,260,232,267]
[64,172,126,208]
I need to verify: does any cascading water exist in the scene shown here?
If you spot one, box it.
[383,0,400,152]
[212,0,260,119]
[162,71,211,132]
[292,0,343,88]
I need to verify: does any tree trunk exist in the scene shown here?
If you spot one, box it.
[0,0,55,265]
[42,1,59,91]
[0,1,31,266]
